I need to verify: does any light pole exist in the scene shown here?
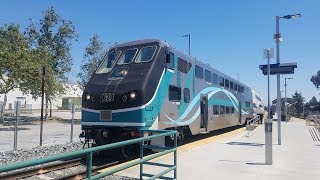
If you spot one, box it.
[284,77,293,122]
[274,13,301,145]
[182,34,191,55]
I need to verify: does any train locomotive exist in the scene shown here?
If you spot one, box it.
[80,39,256,147]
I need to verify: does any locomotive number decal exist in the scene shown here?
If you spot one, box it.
[101,93,114,102]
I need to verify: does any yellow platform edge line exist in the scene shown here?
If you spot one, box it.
[98,127,245,174]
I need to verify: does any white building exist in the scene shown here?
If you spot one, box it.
[0,84,82,110]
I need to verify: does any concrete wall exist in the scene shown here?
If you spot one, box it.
[0,84,82,110]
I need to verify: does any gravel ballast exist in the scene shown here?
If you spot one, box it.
[0,142,84,165]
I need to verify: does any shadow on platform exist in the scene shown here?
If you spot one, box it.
[226,141,264,147]
[246,162,268,165]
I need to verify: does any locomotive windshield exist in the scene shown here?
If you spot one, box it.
[96,51,120,74]
[135,46,157,63]
[95,44,158,74]
[117,48,138,64]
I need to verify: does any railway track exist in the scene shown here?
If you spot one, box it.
[58,160,121,179]
[0,158,123,179]
[0,150,137,179]
[0,158,83,179]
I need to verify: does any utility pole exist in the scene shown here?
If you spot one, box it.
[182,34,191,55]
[275,15,282,145]
[274,13,301,145]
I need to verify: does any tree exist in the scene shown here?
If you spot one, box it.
[309,96,318,107]
[305,97,320,114]
[311,70,320,90]
[292,91,305,117]
[25,7,78,118]
[0,24,33,117]
[78,34,105,90]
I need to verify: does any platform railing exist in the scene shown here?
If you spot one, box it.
[306,115,320,127]
[0,129,178,180]
[245,116,260,137]
[140,129,177,180]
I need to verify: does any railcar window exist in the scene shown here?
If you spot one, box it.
[184,88,190,103]
[96,51,120,74]
[219,76,224,86]
[135,46,157,63]
[220,105,225,114]
[169,85,181,102]
[187,62,192,72]
[205,70,211,83]
[212,73,219,84]
[195,65,203,79]
[246,101,251,107]
[231,107,235,113]
[255,95,262,101]
[226,106,230,114]
[117,48,138,64]
[234,84,238,91]
[225,79,230,88]
[178,58,188,73]
[213,105,219,115]
[230,81,234,90]
[237,85,241,92]
[242,86,245,92]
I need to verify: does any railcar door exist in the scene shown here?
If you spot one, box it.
[200,95,208,130]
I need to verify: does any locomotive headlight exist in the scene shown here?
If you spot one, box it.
[121,69,128,76]
[130,91,137,100]
[85,93,91,101]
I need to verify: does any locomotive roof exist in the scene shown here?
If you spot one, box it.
[113,39,249,89]
[114,39,167,48]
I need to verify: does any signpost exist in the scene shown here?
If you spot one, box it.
[263,48,274,119]
[14,101,21,151]
[40,67,45,146]
[263,48,274,164]
[70,103,75,143]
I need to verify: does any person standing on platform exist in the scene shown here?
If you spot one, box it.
[257,105,265,124]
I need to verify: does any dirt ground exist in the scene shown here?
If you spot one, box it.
[0,115,82,152]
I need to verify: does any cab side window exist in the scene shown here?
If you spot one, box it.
[166,52,174,70]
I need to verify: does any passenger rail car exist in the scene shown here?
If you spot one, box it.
[81,39,254,146]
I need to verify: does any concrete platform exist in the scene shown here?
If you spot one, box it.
[114,118,320,179]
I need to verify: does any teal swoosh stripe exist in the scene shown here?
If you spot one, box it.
[164,87,250,125]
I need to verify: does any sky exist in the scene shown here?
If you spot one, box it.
[0,0,319,104]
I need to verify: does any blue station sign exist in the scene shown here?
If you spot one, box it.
[259,62,297,75]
